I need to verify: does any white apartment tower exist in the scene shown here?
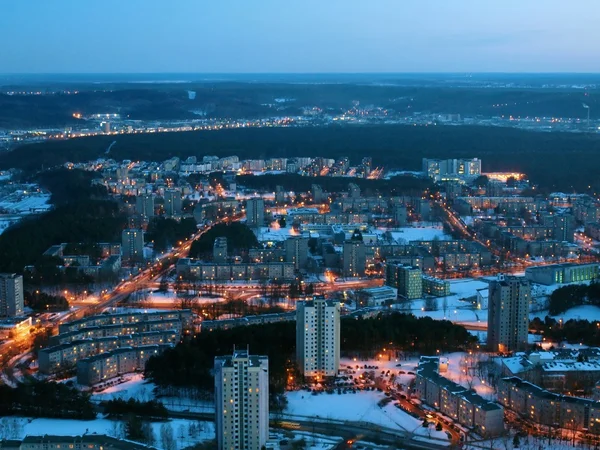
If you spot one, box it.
[296,296,340,379]
[214,348,269,450]
[0,273,24,317]
[487,274,531,353]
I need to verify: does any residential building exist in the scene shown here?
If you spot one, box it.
[357,286,397,307]
[415,357,504,436]
[422,276,451,297]
[296,296,340,379]
[214,348,269,450]
[121,229,144,263]
[386,263,422,300]
[0,273,23,317]
[246,198,265,228]
[4,435,159,450]
[135,194,154,218]
[348,182,361,199]
[213,237,228,263]
[284,237,309,270]
[164,189,182,217]
[487,275,530,352]
[342,238,366,278]
[422,158,481,182]
[498,376,600,435]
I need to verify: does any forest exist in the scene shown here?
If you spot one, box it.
[530,316,600,347]
[0,381,95,420]
[3,124,600,193]
[547,281,600,315]
[144,312,475,396]
[187,222,259,258]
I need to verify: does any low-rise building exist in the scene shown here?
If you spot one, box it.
[357,286,397,307]
[525,263,600,286]
[414,356,504,436]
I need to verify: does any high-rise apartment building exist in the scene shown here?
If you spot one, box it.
[164,189,182,217]
[246,198,264,228]
[213,237,228,263]
[487,274,530,352]
[214,348,269,450]
[135,194,154,218]
[284,237,309,270]
[386,264,422,300]
[348,183,361,199]
[121,229,144,263]
[342,238,366,278]
[296,296,340,379]
[0,273,24,317]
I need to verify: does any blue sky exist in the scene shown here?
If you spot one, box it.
[1,0,598,73]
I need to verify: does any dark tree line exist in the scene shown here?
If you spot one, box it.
[146,216,197,253]
[548,280,600,315]
[144,312,475,395]
[530,316,600,347]
[0,381,95,420]
[188,222,258,259]
[24,290,69,311]
[237,173,432,197]
[5,124,600,192]
[103,398,168,419]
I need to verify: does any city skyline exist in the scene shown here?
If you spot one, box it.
[2,0,600,73]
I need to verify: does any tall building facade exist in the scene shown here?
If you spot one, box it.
[397,265,423,300]
[246,198,264,228]
[284,237,309,270]
[422,158,481,182]
[214,348,269,450]
[213,237,228,263]
[164,189,182,217]
[487,274,531,352]
[296,296,340,379]
[135,194,154,218]
[342,239,366,277]
[121,229,144,263]
[0,273,24,317]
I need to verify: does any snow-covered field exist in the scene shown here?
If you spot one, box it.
[531,304,600,322]
[394,278,489,325]
[0,416,215,449]
[255,225,300,242]
[285,390,420,431]
[140,289,226,306]
[375,224,451,243]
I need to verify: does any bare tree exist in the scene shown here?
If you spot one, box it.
[159,423,176,450]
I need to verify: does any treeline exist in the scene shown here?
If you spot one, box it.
[146,217,197,253]
[4,124,600,192]
[36,168,108,204]
[342,314,477,355]
[0,200,126,274]
[24,290,69,311]
[0,381,95,420]
[548,281,600,315]
[236,174,432,197]
[531,316,600,347]
[188,222,258,259]
[144,313,475,394]
[103,398,168,419]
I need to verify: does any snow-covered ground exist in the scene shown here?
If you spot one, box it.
[92,374,214,413]
[285,390,421,431]
[375,224,451,243]
[0,416,215,449]
[394,278,489,325]
[255,224,301,242]
[0,190,51,234]
[531,304,600,322]
[139,289,226,306]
